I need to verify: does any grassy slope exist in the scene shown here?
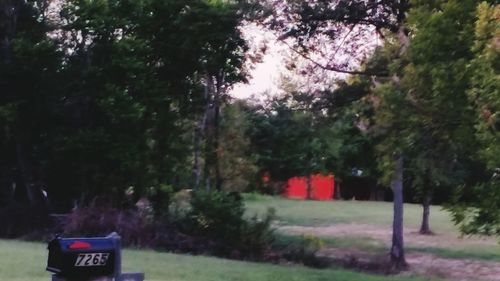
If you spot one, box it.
[245,194,500,261]
[244,194,455,232]
[0,240,431,281]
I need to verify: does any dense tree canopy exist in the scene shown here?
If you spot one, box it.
[449,2,500,237]
[0,0,248,210]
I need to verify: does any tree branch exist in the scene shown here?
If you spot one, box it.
[277,35,388,77]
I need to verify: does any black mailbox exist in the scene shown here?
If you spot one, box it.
[46,235,118,279]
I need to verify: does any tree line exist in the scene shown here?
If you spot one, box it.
[0,0,247,211]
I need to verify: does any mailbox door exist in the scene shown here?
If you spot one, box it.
[49,238,116,278]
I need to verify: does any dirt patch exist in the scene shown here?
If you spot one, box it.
[407,252,500,281]
[278,224,498,248]
[279,224,390,240]
[278,224,500,281]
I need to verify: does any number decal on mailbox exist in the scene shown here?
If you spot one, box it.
[75,253,110,266]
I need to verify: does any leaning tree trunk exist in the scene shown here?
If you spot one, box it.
[419,193,433,235]
[390,154,407,270]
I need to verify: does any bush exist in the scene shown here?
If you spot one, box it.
[9,190,275,261]
[238,208,276,259]
[63,202,153,247]
[277,234,328,268]
[0,203,51,239]
[186,191,245,241]
[145,184,175,218]
[183,191,275,259]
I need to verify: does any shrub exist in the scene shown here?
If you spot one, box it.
[238,208,276,259]
[146,184,175,218]
[63,202,153,247]
[183,190,275,259]
[186,191,245,242]
[0,203,51,238]
[277,234,328,268]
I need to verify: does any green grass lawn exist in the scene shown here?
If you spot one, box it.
[244,194,456,233]
[244,194,500,262]
[1,197,496,281]
[0,239,433,281]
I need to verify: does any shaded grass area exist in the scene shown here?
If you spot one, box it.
[244,194,457,234]
[406,246,500,262]
[275,233,386,254]
[276,233,500,262]
[0,239,432,281]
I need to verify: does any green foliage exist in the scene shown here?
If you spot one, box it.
[0,204,50,238]
[0,0,248,213]
[365,0,481,205]
[219,102,259,192]
[246,88,374,186]
[187,191,246,240]
[239,207,276,258]
[146,184,175,218]
[279,234,327,267]
[449,180,500,237]
[185,191,275,258]
[445,2,500,238]
[63,204,152,246]
[468,2,500,171]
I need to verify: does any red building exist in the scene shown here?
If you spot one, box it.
[284,174,335,200]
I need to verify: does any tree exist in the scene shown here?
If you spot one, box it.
[255,0,411,269]
[401,0,479,235]
[191,0,248,191]
[247,95,319,184]
[449,2,500,238]
[218,101,258,192]
[0,0,249,213]
[0,0,61,207]
[246,85,372,198]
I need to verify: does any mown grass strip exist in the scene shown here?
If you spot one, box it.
[0,239,431,281]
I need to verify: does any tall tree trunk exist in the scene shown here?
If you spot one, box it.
[0,0,19,64]
[306,174,312,199]
[370,185,377,201]
[204,116,212,192]
[192,125,202,191]
[419,193,433,235]
[390,154,407,270]
[334,180,341,200]
[205,177,211,192]
[202,74,214,192]
[388,23,411,270]
[214,96,222,191]
[15,143,38,205]
[193,105,207,191]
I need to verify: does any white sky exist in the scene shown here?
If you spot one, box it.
[229,24,288,101]
[230,50,283,100]
[228,23,373,102]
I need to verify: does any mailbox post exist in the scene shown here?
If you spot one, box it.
[47,232,144,281]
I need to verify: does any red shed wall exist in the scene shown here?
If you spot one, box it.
[284,174,334,200]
